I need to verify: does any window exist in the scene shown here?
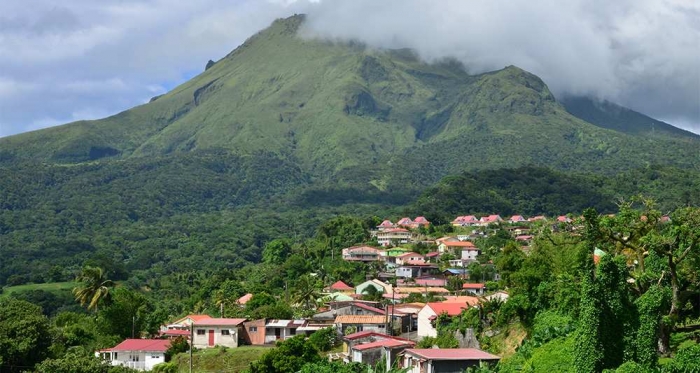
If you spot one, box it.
[197,329,205,335]
[221,329,230,335]
[151,355,160,359]
[290,328,296,335]
[249,326,257,332]
[114,353,118,360]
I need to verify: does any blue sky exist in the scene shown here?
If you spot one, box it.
[1,0,698,137]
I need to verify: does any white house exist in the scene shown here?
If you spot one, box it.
[192,318,246,348]
[438,241,476,254]
[401,348,500,373]
[96,339,170,371]
[377,228,411,246]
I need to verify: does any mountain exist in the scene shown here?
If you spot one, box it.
[1,14,699,188]
[560,96,698,139]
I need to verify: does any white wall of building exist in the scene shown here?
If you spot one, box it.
[416,307,438,338]
[193,326,239,348]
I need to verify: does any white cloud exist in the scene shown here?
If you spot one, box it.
[0,0,698,137]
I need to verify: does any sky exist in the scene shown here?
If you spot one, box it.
[0,0,698,137]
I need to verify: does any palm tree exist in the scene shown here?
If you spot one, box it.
[72,266,114,312]
[293,275,322,311]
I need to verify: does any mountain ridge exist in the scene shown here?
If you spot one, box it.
[1,14,698,185]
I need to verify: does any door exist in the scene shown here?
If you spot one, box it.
[208,330,215,346]
[275,328,281,340]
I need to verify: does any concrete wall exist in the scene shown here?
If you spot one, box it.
[416,307,437,338]
[192,326,239,348]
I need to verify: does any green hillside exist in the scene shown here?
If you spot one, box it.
[1,14,698,184]
[2,14,700,286]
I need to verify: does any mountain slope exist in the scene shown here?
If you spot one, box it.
[560,96,698,139]
[1,14,699,184]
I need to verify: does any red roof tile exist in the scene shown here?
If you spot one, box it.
[330,281,354,290]
[442,241,476,248]
[193,318,247,326]
[462,283,485,289]
[426,302,470,316]
[404,348,500,360]
[343,330,382,340]
[107,339,171,352]
[353,338,415,351]
[353,302,386,315]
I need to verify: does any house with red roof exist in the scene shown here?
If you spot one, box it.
[396,217,414,227]
[479,215,503,226]
[342,246,381,262]
[462,283,486,296]
[417,302,474,338]
[451,215,479,227]
[96,339,171,371]
[557,215,572,223]
[528,215,546,222]
[438,240,476,254]
[237,293,253,306]
[326,280,354,293]
[192,318,247,349]
[349,335,415,368]
[401,348,500,373]
[410,216,431,228]
[396,252,425,266]
[508,215,526,223]
[377,220,395,231]
[160,314,211,334]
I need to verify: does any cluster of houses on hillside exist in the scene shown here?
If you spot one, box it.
[96,278,509,372]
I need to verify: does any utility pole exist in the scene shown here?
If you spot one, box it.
[189,322,194,373]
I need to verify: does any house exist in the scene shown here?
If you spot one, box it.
[192,318,246,348]
[237,293,253,306]
[350,337,415,368]
[395,264,439,279]
[442,296,480,305]
[424,252,440,263]
[411,216,430,228]
[396,217,414,227]
[377,228,411,246]
[401,348,500,373]
[557,215,572,223]
[356,279,393,296]
[394,287,450,298]
[417,302,474,338]
[451,215,479,227]
[342,246,381,262]
[396,252,425,266]
[485,291,509,303]
[335,315,388,334]
[96,339,170,371]
[443,268,468,277]
[377,220,395,231]
[435,236,459,245]
[162,314,212,331]
[515,235,533,243]
[479,215,503,226]
[438,240,476,254]
[508,215,526,223]
[462,283,486,296]
[326,280,355,293]
[241,319,306,345]
[528,215,546,222]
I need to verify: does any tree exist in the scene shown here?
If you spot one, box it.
[73,266,115,312]
[250,335,322,373]
[0,298,52,371]
[98,287,151,339]
[293,274,322,312]
[446,276,464,293]
[35,349,136,373]
[361,285,383,302]
[495,241,525,287]
[263,239,293,265]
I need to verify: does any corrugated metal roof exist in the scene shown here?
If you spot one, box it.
[404,348,500,360]
[335,315,386,324]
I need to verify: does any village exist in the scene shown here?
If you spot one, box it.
[95,213,584,372]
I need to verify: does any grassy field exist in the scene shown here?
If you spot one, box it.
[0,282,76,298]
[172,346,272,373]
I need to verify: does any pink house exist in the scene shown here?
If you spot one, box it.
[396,217,414,227]
[377,220,395,231]
[452,215,479,227]
[508,215,526,223]
[479,215,503,226]
[396,252,425,266]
